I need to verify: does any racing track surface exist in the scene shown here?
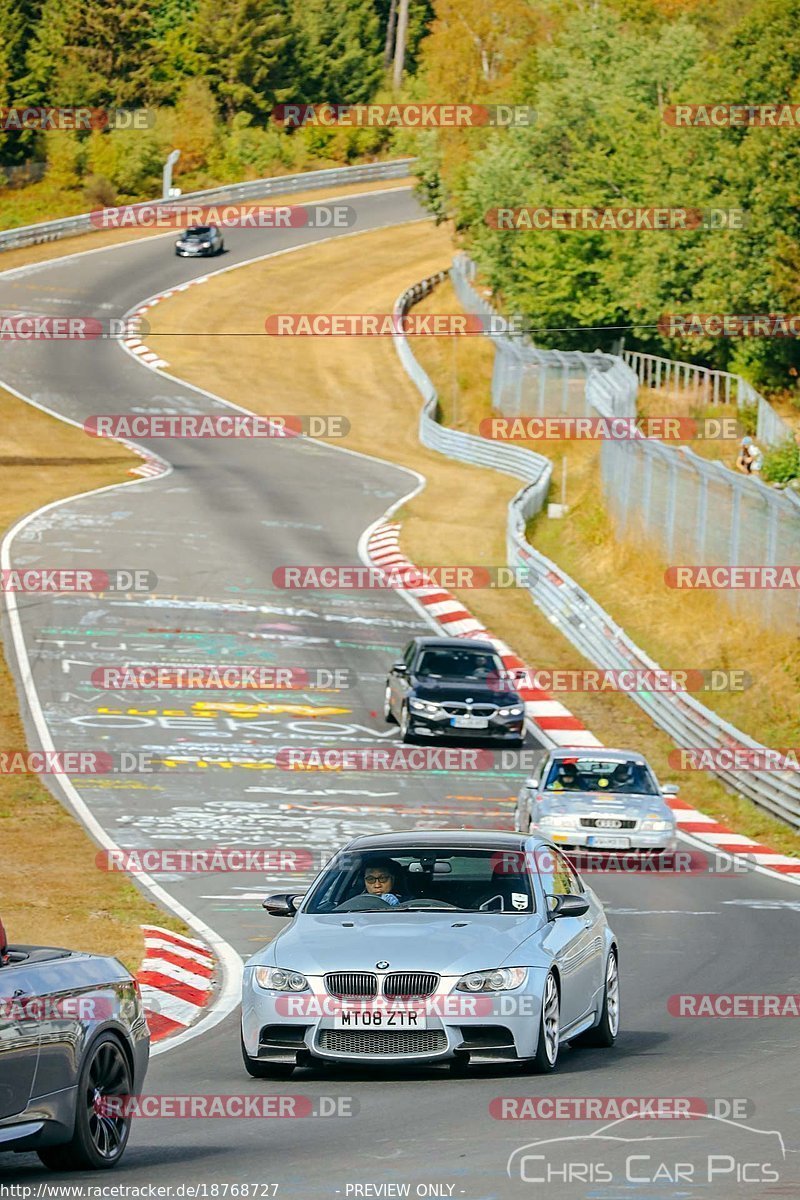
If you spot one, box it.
[1,186,799,1198]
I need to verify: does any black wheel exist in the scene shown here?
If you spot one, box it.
[399,704,415,744]
[383,684,397,724]
[526,971,560,1074]
[217,241,225,254]
[38,1033,132,1171]
[241,1033,295,1079]
[572,950,619,1048]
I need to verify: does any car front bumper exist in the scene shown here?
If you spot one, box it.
[536,826,678,854]
[408,712,524,742]
[242,972,554,1066]
[175,245,212,256]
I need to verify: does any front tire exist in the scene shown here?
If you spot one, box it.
[399,704,415,744]
[527,971,560,1074]
[241,1033,295,1079]
[38,1033,132,1171]
[573,949,619,1048]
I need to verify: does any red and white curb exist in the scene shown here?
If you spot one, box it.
[124,277,208,372]
[366,521,799,880]
[136,924,216,1043]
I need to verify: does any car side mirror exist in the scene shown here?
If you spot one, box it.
[391,661,408,676]
[661,783,680,796]
[548,894,589,919]
[263,893,300,917]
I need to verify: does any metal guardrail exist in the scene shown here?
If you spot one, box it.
[392,269,800,831]
[0,158,417,251]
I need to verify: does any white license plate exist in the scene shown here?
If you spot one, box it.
[333,1009,427,1030]
[452,715,489,729]
[587,835,630,849]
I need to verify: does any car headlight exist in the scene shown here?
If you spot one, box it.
[254,966,309,991]
[501,705,524,717]
[455,967,527,992]
[200,242,211,248]
[409,698,441,715]
[640,815,674,832]
[538,813,578,829]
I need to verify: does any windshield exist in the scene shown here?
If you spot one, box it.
[303,848,535,915]
[185,226,212,237]
[544,757,658,794]
[415,648,505,681]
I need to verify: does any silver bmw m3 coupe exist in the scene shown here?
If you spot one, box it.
[241,830,619,1077]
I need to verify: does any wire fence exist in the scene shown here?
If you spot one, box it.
[393,268,800,830]
[452,253,800,630]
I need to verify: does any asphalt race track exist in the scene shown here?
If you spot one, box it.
[1,186,799,1199]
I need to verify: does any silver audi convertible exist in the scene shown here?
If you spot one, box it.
[241,831,619,1077]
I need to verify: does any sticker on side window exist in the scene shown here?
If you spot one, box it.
[512,892,529,910]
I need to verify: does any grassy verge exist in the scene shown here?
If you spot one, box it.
[0,388,186,969]
[145,222,800,857]
[0,175,415,276]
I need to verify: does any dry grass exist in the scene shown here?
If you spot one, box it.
[146,223,800,857]
[0,388,186,968]
[0,176,415,276]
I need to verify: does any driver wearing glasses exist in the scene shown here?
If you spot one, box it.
[362,859,409,907]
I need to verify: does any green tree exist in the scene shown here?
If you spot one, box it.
[193,0,292,121]
[293,0,384,105]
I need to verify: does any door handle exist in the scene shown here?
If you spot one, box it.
[582,920,592,929]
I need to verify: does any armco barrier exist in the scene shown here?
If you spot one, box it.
[392,270,800,831]
[0,159,417,252]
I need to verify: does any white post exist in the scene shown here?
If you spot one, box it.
[162,149,181,200]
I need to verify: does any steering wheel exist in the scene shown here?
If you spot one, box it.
[395,898,458,910]
[333,895,394,912]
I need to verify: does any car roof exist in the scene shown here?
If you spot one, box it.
[410,637,497,653]
[343,829,531,852]
[548,747,650,764]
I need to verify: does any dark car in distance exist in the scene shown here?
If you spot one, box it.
[384,637,526,745]
[174,224,224,256]
[0,916,149,1171]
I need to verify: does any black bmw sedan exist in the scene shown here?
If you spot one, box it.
[384,636,526,745]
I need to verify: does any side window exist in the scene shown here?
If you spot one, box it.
[535,846,581,903]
